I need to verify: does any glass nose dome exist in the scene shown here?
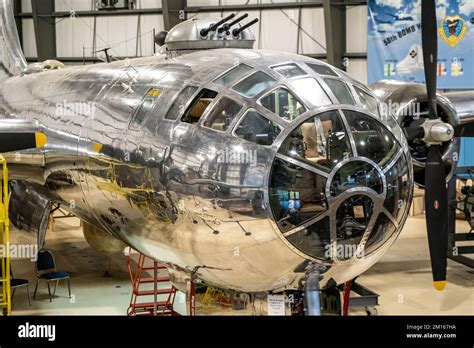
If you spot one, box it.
[269,109,410,262]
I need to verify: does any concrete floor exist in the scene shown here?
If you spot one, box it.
[357,216,474,315]
[6,214,474,316]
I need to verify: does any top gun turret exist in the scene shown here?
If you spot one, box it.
[160,15,259,57]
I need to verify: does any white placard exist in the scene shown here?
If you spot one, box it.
[267,294,286,316]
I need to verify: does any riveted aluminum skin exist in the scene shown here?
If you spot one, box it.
[0,48,413,293]
[0,0,26,79]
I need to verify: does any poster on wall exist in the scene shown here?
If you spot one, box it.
[368,0,474,89]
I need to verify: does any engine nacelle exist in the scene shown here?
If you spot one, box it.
[82,221,126,255]
[370,80,460,186]
[9,181,51,249]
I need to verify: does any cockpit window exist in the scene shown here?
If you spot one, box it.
[181,88,218,124]
[365,213,397,255]
[165,86,198,120]
[131,98,154,129]
[330,161,384,197]
[271,63,306,78]
[259,87,306,121]
[290,78,332,107]
[130,88,161,129]
[307,63,338,77]
[335,195,373,260]
[286,217,331,260]
[324,78,355,105]
[203,97,242,132]
[234,110,281,146]
[269,158,328,234]
[213,63,253,86]
[353,86,380,117]
[232,71,276,98]
[278,111,352,172]
[343,110,399,167]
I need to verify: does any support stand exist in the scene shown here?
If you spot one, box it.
[102,257,113,278]
[447,166,474,268]
[345,280,379,316]
[48,203,76,232]
[186,279,196,316]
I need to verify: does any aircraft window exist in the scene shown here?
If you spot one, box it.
[203,97,242,132]
[365,213,397,255]
[307,63,338,77]
[286,217,331,260]
[130,98,153,129]
[336,195,373,260]
[354,86,380,117]
[291,78,332,107]
[344,110,399,167]
[234,110,281,146]
[260,87,306,121]
[384,154,410,224]
[269,157,328,233]
[278,111,352,172]
[165,86,198,120]
[232,71,276,98]
[130,88,162,129]
[271,63,306,78]
[324,78,355,105]
[213,63,253,86]
[329,161,383,197]
[181,88,218,124]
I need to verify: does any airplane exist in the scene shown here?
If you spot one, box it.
[1,0,473,315]
[396,43,424,75]
[374,12,415,25]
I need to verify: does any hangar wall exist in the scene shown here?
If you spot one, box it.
[19,0,368,83]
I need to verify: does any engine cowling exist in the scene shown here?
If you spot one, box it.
[370,80,460,186]
[82,221,126,255]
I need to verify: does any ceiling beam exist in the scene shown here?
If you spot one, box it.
[31,0,56,61]
[162,0,187,31]
[18,8,163,18]
[323,0,346,70]
[185,0,366,13]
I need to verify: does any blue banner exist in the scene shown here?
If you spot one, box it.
[368,0,474,89]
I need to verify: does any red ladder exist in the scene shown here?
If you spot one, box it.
[127,249,179,316]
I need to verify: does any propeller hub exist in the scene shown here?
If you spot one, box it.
[422,119,454,145]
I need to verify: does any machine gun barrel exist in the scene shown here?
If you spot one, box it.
[218,13,249,33]
[232,18,259,37]
[200,13,236,36]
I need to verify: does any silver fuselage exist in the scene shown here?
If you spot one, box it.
[0,49,413,292]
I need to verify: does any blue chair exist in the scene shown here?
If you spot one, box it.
[0,261,31,306]
[33,250,71,302]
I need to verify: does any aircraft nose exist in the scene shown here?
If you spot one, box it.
[268,108,410,263]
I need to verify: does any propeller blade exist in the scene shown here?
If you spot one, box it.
[0,132,47,153]
[454,122,474,138]
[421,0,448,290]
[424,144,448,290]
[421,0,438,120]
